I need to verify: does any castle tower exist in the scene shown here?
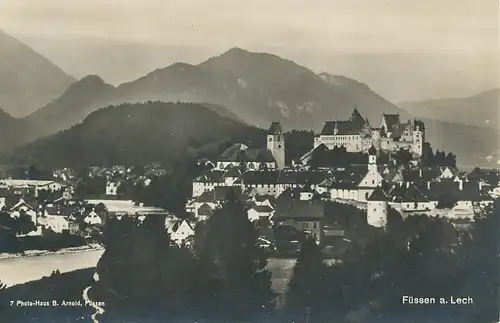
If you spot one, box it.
[367,187,389,228]
[267,122,285,170]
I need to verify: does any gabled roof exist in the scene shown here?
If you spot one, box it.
[195,186,243,203]
[10,200,36,212]
[367,187,389,201]
[250,205,274,213]
[268,122,283,134]
[239,171,280,185]
[274,199,325,220]
[382,114,401,131]
[194,171,226,183]
[320,120,364,136]
[218,144,276,163]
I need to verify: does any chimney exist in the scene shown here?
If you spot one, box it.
[406,182,410,189]
[478,181,483,191]
[458,180,463,190]
[427,181,431,190]
[419,169,423,178]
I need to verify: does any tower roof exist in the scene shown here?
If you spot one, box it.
[368,145,377,155]
[367,187,389,201]
[268,122,283,134]
[350,107,363,120]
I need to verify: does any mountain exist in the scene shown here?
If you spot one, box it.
[421,118,500,169]
[399,89,500,130]
[21,75,116,142]
[0,29,75,117]
[11,47,498,168]
[113,48,405,130]
[9,102,266,169]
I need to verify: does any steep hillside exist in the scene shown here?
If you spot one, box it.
[9,102,266,168]
[21,75,116,142]
[0,29,75,117]
[113,48,404,130]
[399,89,500,130]
[422,118,500,169]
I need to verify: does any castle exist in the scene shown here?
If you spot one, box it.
[314,108,425,157]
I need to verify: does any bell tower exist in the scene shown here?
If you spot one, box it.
[267,122,285,170]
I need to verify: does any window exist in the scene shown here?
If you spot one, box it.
[304,222,309,229]
[365,192,369,199]
[313,222,317,229]
[277,135,281,142]
[372,180,375,184]
[269,137,272,142]
[373,208,377,212]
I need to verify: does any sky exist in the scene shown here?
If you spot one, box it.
[0,0,498,100]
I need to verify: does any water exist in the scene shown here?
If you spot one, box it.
[0,249,104,287]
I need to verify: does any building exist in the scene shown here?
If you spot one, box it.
[314,108,425,157]
[267,122,286,170]
[105,181,121,196]
[366,187,389,228]
[0,179,65,193]
[84,210,103,225]
[214,143,277,172]
[167,219,195,245]
[247,205,274,222]
[328,146,384,202]
[274,190,325,243]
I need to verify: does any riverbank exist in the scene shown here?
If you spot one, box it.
[0,243,104,260]
[0,248,104,287]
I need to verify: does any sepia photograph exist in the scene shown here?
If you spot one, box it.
[0,0,498,322]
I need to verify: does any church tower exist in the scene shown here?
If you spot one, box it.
[267,122,285,170]
[368,145,377,172]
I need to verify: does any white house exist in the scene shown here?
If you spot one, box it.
[167,220,195,245]
[84,210,102,225]
[247,205,274,222]
[105,181,121,196]
[0,179,64,192]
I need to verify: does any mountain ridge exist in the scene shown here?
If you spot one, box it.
[0,29,75,117]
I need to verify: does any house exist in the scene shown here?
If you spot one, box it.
[0,179,65,192]
[41,206,79,234]
[105,181,121,196]
[247,205,274,222]
[386,180,494,218]
[8,199,41,236]
[186,186,243,219]
[9,199,38,224]
[328,146,384,202]
[167,220,195,245]
[274,193,325,244]
[214,143,278,172]
[192,168,245,197]
[83,210,102,225]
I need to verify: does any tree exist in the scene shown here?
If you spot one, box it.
[458,200,500,322]
[285,235,330,320]
[193,195,275,321]
[11,211,36,236]
[96,215,196,321]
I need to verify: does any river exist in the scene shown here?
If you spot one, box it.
[0,249,105,288]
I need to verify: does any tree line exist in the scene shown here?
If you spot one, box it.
[85,195,498,323]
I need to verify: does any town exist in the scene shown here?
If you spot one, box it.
[0,108,498,257]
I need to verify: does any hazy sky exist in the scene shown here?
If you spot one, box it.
[1,0,498,54]
[0,0,498,101]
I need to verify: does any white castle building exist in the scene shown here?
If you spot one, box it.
[314,108,425,157]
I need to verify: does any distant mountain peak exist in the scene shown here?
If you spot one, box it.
[0,29,75,117]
